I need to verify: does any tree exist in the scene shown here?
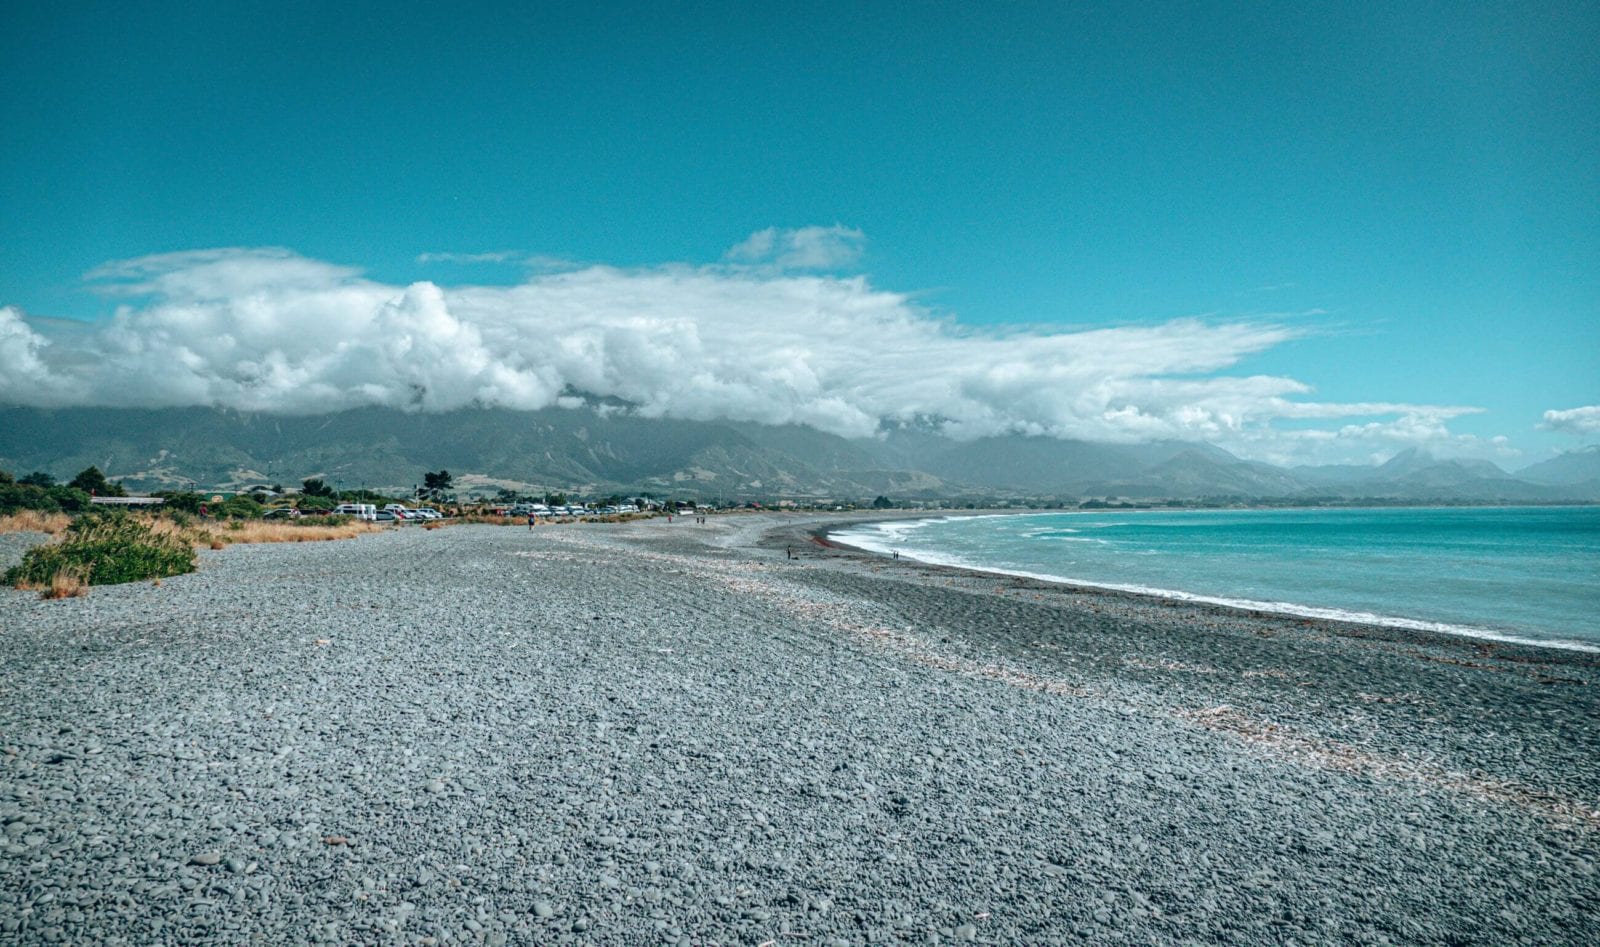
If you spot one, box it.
[301,477,335,498]
[872,495,894,509]
[19,471,56,487]
[423,470,454,495]
[69,466,125,497]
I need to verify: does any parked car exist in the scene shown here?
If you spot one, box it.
[372,510,398,522]
[263,508,301,520]
[334,503,377,521]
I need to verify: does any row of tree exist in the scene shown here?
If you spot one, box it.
[0,466,127,514]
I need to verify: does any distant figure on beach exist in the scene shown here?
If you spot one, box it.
[894,550,899,560]
[527,513,535,531]
[786,545,793,560]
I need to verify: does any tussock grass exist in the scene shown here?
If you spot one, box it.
[0,510,72,535]
[194,520,379,544]
[141,516,379,547]
[5,513,380,597]
[43,568,89,600]
[7,515,196,588]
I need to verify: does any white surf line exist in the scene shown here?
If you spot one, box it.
[830,524,1600,655]
[539,530,1600,828]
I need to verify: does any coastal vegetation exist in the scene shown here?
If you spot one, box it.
[0,468,93,515]
[180,517,376,545]
[1,463,392,598]
[0,510,72,535]
[6,512,196,591]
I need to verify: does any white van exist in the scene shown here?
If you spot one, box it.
[334,503,377,521]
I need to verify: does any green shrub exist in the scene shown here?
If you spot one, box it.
[5,514,196,587]
[214,495,263,519]
[155,491,204,513]
[0,483,90,514]
[46,486,92,512]
[0,482,58,513]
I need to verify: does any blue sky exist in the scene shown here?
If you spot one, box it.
[1,1,1596,464]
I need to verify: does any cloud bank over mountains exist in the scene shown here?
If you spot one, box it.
[1540,405,1600,436]
[0,245,1510,465]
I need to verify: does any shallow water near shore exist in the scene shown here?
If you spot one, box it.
[834,506,1600,651]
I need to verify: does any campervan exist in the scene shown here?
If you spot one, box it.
[334,503,377,521]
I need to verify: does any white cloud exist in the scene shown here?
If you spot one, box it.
[725,225,865,269]
[0,245,1498,464]
[415,251,524,265]
[1538,405,1600,436]
[0,306,68,405]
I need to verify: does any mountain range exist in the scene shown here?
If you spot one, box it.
[1,406,1597,503]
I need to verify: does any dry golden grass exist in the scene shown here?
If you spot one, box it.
[0,510,72,535]
[138,516,381,548]
[41,568,89,600]
[221,520,379,543]
[196,520,380,545]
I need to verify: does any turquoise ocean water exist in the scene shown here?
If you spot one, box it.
[832,507,1600,651]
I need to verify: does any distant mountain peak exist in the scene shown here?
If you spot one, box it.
[1376,447,1507,480]
[1517,443,1600,487]
[1378,446,1434,471]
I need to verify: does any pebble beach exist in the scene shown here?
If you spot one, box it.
[1,514,1596,945]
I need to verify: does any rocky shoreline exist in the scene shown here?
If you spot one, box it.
[1,514,1596,944]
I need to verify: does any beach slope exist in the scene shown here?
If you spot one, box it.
[1,515,1595,944]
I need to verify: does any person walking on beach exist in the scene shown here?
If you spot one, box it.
[527,512,535,531]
